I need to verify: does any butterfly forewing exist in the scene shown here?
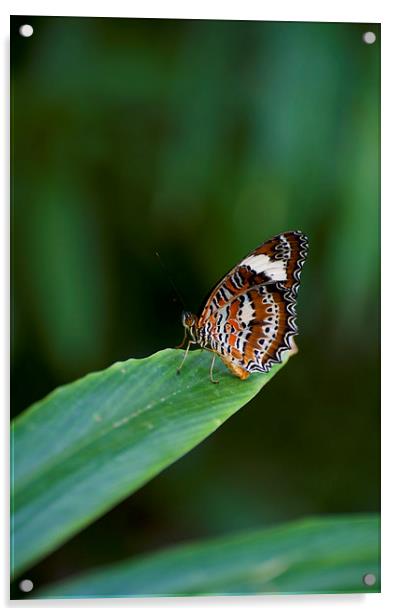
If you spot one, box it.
[197,231,308,375]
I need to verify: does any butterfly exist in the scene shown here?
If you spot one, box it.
[177,230,308,383]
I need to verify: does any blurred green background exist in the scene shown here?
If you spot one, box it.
[11,16,380,589]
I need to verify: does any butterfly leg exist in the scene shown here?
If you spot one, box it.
[209,353,219,384]
[176,340,192,375]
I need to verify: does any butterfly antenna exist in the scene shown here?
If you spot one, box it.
[155,251,186,310]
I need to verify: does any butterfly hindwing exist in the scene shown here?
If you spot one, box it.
[202,283,297,374]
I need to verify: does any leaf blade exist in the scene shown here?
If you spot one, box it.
[36,514,380,597]
[11,348,288,576]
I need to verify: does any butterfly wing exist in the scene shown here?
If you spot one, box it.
[197,231,308,375]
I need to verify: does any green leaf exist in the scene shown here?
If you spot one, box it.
[37,515,380,597]
[11,348,289,577]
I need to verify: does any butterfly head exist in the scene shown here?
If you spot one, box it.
[181,310,199,342]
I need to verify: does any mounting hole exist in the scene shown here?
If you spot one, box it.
[19,24,34,38]
[363,572,376,587]
[19,579,34,592]
[363,31,376,45]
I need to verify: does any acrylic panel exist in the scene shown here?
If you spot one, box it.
[10,15,380,599]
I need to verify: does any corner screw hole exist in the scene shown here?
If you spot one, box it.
[19,24,34,38]
[363,31,376,45]
[19,579,34,592]
[363,572,376,587]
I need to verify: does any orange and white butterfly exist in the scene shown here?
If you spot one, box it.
[177,230,308,382]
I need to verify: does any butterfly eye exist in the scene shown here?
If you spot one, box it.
[182,311,197,329]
